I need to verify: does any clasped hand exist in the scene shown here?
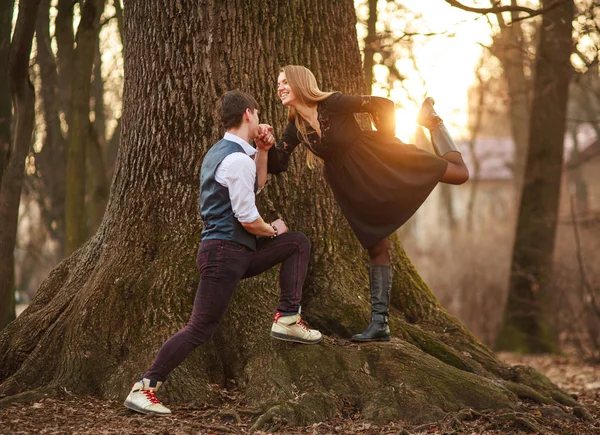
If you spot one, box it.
[255,124,275,150]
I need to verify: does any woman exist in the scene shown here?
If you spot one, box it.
[267,65,469,342]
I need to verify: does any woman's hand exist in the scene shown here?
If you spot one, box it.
[256,124,275,150]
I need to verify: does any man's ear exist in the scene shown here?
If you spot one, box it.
[243,108,251,121]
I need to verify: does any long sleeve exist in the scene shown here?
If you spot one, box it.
[324,92,396,137]
[267,121,302,174]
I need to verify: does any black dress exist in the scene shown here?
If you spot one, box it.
[268,92,448,249]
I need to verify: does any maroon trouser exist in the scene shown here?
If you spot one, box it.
[144,232,310,381]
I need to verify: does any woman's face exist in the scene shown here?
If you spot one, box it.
[277,72,297,107]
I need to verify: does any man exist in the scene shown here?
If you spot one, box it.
[124,90,322,416]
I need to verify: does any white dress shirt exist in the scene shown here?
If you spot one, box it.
[215,132,260,223]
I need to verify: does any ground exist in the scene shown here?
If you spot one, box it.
[0,352,598,434]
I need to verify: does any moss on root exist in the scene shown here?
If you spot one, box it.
[243,337,518,427]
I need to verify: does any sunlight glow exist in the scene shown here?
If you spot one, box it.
[357,0,495,140]
[395,106,420,144]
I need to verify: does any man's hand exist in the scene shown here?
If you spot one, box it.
[271,218,288,236]
[255,124,275,151]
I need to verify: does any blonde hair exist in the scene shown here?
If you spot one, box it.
[281,65,334,168]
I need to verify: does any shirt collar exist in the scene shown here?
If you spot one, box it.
[223,132,257,157]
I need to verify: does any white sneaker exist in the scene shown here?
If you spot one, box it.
[270,313,322,344]
[124,378,172,415]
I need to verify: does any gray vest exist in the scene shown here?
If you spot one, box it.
[200,139,258,250]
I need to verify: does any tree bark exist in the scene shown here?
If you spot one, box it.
[64,0,105,255]
[0,0,578,426]
[496,0,574,353]
[0,0,39,329]
[0,0,14,183]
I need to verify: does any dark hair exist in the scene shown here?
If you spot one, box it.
[218,90,259,130]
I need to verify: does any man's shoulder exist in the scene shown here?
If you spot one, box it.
[211,138,243,151]
[205,139,245,161]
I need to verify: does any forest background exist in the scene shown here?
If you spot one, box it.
[0,0,599,433]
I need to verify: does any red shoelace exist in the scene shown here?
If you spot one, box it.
[273,313,311,332]
[296,318,310,331]
[142,389,161,404]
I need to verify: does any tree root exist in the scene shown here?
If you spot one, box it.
[502,380,555,405]
[573,405,593,421]
[508,364,579,407]
[249,403,295,433]
[496,412,545,433]
[196,423,240,434]
[0,386,67,409]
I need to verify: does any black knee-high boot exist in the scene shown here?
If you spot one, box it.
[351,265,391,342]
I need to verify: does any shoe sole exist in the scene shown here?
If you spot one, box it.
[123,400,172,415]
[270,331,322,344]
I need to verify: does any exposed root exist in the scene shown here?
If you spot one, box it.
[196,423,239,434]
[496,412,544,433]
[0,386,66,409]
[573,406,594,421]
[249,404,294,433]
[502,380,555,405]
[509,364,580,407]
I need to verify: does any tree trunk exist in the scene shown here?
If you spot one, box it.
[496,0,574,353]
[55,0,74,124]
[86,122,109,235]
[113,0,123,48]
[0,0,14,331]
[88,37,109,235]
[362,0,377,93]
[92,39,106,146]
[567,127,588,214]
[64,0,105,255]
[492,8,531,193]
[104,0,123,181]
[0,0,577,426]
[0,0,13,183]
[104,117,120,181]
[0,0,39,329]
[33,0,67,254]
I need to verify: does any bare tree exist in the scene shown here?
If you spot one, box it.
[490,0,533,191]
[0,0,40,329]
[32,0,67,254]
[496,0,575,353]
[362,0,377,93]
[65,0,106,255]
[0,0,13,182]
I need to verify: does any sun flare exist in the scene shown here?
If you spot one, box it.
[394,106,421,144]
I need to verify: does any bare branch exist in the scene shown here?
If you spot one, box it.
[445,0,573,19]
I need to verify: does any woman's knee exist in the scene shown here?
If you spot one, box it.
[368,239,390,264]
